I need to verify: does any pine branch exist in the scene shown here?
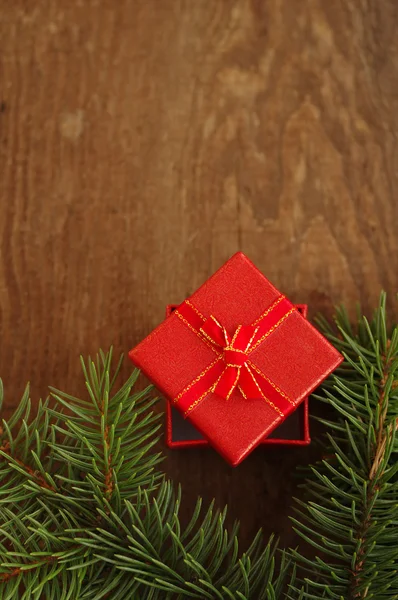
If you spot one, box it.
[351,340,394,598]
[290,292,398,600]
[71,481,293,599]
[0,349,289,599]
[48,349,163,513]
[0,350,164,598]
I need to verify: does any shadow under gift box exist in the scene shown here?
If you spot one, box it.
[165,304,311,449]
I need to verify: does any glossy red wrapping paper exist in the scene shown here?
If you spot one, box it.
[129,252,343,466]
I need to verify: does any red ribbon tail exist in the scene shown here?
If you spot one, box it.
[241,363,294,416]
[213,366,240,400]
[239,364,264,399]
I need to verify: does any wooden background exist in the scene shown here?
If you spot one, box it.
[1,0,398,549]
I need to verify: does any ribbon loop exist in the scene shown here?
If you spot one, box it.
[200,315,229,348]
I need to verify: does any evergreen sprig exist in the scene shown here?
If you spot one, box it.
[0,350,290,599]
[290,292,398,599]
[0,294,397,599]
[0,350,164,599]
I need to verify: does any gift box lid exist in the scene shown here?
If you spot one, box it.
[129,252,343,466]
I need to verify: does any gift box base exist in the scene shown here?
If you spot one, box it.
[166,398,310,448]
[165,303,311,450]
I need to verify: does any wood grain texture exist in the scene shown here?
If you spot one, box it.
[1,0,398,547]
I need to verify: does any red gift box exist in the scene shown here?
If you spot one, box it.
[165,304,311,449]
[129,252,342,466]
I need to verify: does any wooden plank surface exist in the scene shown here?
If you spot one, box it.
[1,0,398,548]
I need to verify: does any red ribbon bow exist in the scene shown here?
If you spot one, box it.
[200,316,259,400]
[173,296,297,417]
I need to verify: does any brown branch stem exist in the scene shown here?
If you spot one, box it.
[350,342,394,599]
[0,554,58,583]
[0,441,55,492]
